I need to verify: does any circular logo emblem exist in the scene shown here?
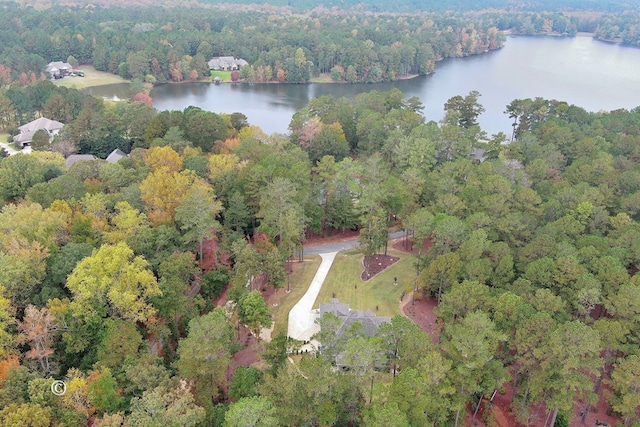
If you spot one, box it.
[51,380,67,396]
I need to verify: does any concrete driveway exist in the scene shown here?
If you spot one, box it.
[287,230,406,341]
[287,251,337,341]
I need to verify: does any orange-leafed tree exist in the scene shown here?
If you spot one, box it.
[0,355,19,382]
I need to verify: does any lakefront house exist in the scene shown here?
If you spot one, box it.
[208,56,249,71]
[45,61,73,79]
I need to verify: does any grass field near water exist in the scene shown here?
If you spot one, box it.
[53,66,129,89]
[314,248,416,317]
[210,70,232,82]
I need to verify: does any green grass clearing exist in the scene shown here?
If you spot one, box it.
[0,133,8,143]
[53,66,129,89]
[315,248,416,317]
[269,255,322,334]
[310,73,334,83]
[210,70,232,82]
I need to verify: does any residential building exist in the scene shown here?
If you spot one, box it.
[45,61,73,79]
[65,154,98,168]
[208,56,249,71]
[14,117,64,148]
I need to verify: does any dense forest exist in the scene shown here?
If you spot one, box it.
[1,76,640,425]
[0,3,639,89]
[1,1,640,426]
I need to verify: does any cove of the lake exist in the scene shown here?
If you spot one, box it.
[85,36,640,136]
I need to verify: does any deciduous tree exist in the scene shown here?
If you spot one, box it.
[66,242,160,323]
[238,290,272,339]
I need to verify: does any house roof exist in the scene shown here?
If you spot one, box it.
[470,147,487,162]
[319,298,390,337]
[65,154,97,168]
[208,56,247,69]
[106,148,127,163]
[14,117,64,146]
[45,61,72,72]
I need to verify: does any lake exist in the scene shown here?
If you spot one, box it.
[87,36,640,136]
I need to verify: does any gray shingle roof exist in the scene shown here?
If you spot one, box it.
[106,148,127,163]
[45,61,72,72]
[65,154,97,168]
[318,298,390,337]
[14,117,64,147]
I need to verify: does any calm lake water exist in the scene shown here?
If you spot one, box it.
[87,36,640,136]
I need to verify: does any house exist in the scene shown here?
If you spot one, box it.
[65,154,97,168]
[106,148,127,163]
[45,61,73,79]
[207,56,249,71]
[319,298,391,337]
[14,117,64,148]
[470,147,487,163]
[316,298,391,369]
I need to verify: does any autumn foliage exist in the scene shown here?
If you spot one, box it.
[0,355,19,382]
[132,91,153,107]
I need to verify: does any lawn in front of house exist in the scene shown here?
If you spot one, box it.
[0,133,8,143]
[314,248,416,317]
[210,70,232,82]
[53,66,129,89]
[269,255,322,334]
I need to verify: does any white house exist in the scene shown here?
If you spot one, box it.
[45,61,73,79]
[14,117,64,148]
[208,56,249,71]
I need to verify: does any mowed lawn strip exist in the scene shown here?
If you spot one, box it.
[210,70,231,82]
[270,255,321,334]
[53,66,129,89]
[314,248,415,317]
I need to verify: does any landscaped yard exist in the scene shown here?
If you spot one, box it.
[269,255,321,334]
[53,66,129,89]
[314,248,416,317]
[210,70,231,82]
[0,133,8,143]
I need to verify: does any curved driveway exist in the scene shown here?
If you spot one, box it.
[287,230,405,341]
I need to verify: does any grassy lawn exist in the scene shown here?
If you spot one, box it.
[310,73,334,83]
[210,70,231,82]
[269,255,322,334]
[0,133,8,143]
[53,66,129,89]
[315,248,416,317]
